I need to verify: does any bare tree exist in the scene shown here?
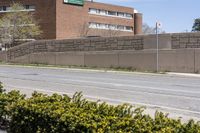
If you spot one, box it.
[79,22,121,38]
[79,22,90,37]
[102,25,120,37]
[142,23,156,34]
[0,3,42,48]
[143,23,165,34]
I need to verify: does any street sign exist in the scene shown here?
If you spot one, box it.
[156,22,162,29]
[64,0,84,6]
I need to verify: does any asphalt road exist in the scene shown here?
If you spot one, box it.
[1,65,200,122]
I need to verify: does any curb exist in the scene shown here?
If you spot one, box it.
[167,72,200,78]
[0,64,163,76]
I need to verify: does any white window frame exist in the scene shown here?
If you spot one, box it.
[0,5,35,13]
[88,8,133,20]
[89,22,133,32]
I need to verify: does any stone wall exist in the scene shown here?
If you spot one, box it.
[171,32,200,49]
[0,51,6,61]
[6,32,200,61]
[7,36,144,60]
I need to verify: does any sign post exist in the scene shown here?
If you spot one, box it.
[156,22,162,72]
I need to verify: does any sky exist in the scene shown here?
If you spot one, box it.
[95,0,199,33]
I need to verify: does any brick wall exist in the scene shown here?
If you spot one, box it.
[0,0,57,39]
[56,0,136,39]
[172,33,200,49]
[7,36,144,60]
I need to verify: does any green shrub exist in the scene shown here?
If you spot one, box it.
[0,88,25,130]
[0,82,199,132]
[8,93,200,133]
[0,82,25,129]
[0,82,5,93]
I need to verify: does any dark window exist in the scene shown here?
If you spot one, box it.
[125,26,133,31]
[3,6,7,11]
[108,11,116,16]
[117,12,124,17]
[25,5,30,9]
[126,13,133,18]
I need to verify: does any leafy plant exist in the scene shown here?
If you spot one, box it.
[0,87,25,130]
[0,82,5,93]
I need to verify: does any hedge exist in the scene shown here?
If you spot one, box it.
[0,82,200,133]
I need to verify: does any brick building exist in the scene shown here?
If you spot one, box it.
[0,0,142,40]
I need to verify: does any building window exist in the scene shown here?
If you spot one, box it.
[109,24,117,30]
[99,23,106,29]
[117,12,124,17]
[89,22,133,32]
[126,13,133,18]
[125,26,133,31]
[89,8,97,14]
[108,11,116,16]
[0,5,35,13]
[0,6,7,11]
[25,5,30,9]
[24,5,35,10]
[89,22,96,28]
[29,5,35,10]
[117,25,124,30]
[100,10,106,15]
[3,6,7,11]
[89,8,133,19]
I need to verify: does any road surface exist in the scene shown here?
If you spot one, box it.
[0,65,200,122]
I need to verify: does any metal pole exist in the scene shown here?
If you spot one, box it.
[156,22,159,72]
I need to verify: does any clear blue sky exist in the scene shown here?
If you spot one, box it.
[95,0,199,33]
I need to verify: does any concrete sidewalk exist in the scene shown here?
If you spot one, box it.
[168,72,200,78]
[1,64,200,78]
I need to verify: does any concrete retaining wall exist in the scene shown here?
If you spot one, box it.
[10,49,200,73]
[2,32,200,73]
